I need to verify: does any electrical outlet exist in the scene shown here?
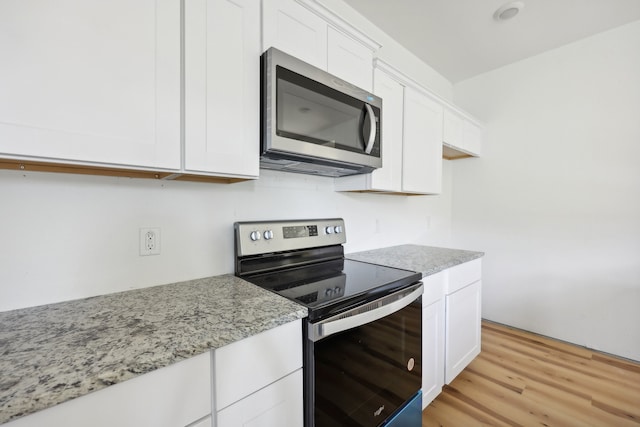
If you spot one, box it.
[139,228,161,256]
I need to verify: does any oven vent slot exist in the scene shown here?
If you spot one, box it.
[333,300,383,321]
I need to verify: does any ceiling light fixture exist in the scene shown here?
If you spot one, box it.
[493,1,525,21]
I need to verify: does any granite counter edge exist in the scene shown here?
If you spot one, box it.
[0,274,307,425]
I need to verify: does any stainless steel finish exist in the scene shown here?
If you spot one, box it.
[262,48,382,177]
[364,103,377,154]
[308,283,423,342]
[235,218,346,257]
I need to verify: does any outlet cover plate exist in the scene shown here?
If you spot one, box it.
[140,227,161,256]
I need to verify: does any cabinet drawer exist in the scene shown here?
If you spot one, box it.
[216,369,303,427]
[445,258,482,295]
[421,270,445,306]
[214,319,302,410]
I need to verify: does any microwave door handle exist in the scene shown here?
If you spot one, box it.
[308,283,423,342]
[363,104,377,154]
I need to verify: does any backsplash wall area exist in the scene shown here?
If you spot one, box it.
[0,163,453,312]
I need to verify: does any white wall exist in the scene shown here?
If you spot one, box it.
[451,20,640,361]
[0,163,452,312]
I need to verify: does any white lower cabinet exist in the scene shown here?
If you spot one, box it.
[444,259,482,384]
[213,319,303,427]
[5,320,305,427]
[216,369,303,427]
[421,271,445,409]
[421,258,482,406]
[4,352,212,427]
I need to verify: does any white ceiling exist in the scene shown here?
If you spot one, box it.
[341,0,640,83]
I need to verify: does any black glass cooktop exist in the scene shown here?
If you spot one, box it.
[243,258,421,321]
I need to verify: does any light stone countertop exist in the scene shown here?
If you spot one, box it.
[346,244,484,277]
[0,275,307,425]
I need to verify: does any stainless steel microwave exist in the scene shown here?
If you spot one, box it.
[261,48,382,177]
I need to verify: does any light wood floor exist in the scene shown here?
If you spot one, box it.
[422,320,640,426]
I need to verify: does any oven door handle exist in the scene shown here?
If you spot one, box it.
[308,283,423,342]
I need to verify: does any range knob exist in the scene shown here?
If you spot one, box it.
[264,230,274,240]
[334,225,343,234]
[249,231,261,241]
[325,288,334,297]
[325,226,335,234]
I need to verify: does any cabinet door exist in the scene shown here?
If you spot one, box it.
[443,109,464,149]
[0,0,181,169]
[184,0,260,177]
[443,108,482,157]
[463,119,483,156]
[445,280,482,384]
[262,0,327,69]
[402,87,443,194]
[327,27,373,91]
[422,298,445,409]
[217,369,303,427]
[369,68,404,192]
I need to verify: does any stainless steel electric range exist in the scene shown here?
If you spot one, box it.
[234,219,423,427]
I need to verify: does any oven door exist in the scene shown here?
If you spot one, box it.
[305,283,423,427]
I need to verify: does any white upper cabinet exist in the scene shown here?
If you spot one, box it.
[463,119,483,156]
[403,87,443,194]
[335,62,444,195]
[327,27,374,91]
[262,0,328,69]
[443,108,483,159]
[370,67,405,192]
[262,0,378,91]
[0,0,181,170]
[184,0,260,178]
[334,66,403,193]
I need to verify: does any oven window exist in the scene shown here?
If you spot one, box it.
[313,299,422,427]
[276,66,380,156]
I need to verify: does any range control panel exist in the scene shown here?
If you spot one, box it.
[235,218,346,256]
